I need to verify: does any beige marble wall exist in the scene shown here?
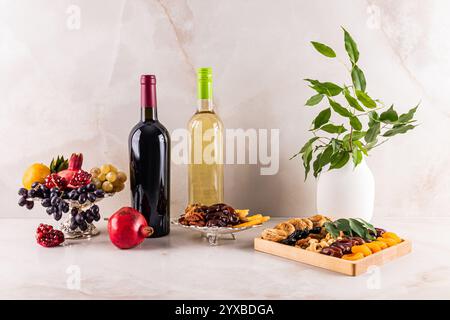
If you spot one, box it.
[0,0,448,218]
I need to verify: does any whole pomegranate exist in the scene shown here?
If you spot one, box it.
[108,207,153,249]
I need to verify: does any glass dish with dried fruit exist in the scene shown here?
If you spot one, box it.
[172,203,270,245]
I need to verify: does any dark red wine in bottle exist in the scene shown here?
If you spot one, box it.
[129,75,170,237]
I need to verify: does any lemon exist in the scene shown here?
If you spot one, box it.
[22,163,51,189]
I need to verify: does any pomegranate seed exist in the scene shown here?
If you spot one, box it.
[36,224,64,247]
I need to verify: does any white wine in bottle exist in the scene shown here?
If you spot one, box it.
[188,67,224,205]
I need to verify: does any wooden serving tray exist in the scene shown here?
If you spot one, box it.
[254,237,412,276]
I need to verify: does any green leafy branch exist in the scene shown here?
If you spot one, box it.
[324,218,376,240]
[292,27,419,180]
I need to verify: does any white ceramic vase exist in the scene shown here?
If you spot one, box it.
[316,159,375,221]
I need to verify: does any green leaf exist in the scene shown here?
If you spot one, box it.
[304,79,320,85]
[305,79,343,96]
[368,111,379,127]
[351,65,366,91]
[312,147,332,178]
[335,219,352,234]
[348,219,367,238]
[354,131,367,140]
[379,105,398,123]
[330,138,340,153]
[329,98,352,117]
[343,131,366,141]
[393,120,416,128]
[352,148,363,166]
[326,218,376,241]
[364,122,380,143]
[353,140,368,156]
[296,138,320,179]
[305,93,324,106]
[343,27,359,64]
[312,151,322,178]
[344,88,364,112]
[311,41,336,58]
[355,218,375,231]
[398,105,419,123]
[314,83,343,96]
[291,137,319,160]
[330,151,350,169]
[366,138,378,151]
[320,145,333,167]
[349,116,362,131]
[356,90,376,109]
[320,123,347,134]
[382,124,416,137]
[313,108,331,129]
[342,138,351,151]
[355,218,376,236]
[302,143,314,180]
[324,221,340,239]
[319,82,343,96]
[301,137,320,153]
[352,219,375,240]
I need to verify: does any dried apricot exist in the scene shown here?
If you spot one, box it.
[365,242,382,253]
[377,237,397,247]
[382,232,401,243]
[351,244,372,257]
[342,252,364,261]
[372,240,388,250]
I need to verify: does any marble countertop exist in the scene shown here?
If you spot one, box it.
[1,217,449,299]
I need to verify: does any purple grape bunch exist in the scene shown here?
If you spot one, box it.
[17,182,104,227]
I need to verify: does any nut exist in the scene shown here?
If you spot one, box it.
[295,237,311,249]
[306,242,321,252]
[319,240,329,248]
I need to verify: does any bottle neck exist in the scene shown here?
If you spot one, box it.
[141,107,158,121]
[197,68,213,112]
[140,75,158,121]
[197,99,214,112]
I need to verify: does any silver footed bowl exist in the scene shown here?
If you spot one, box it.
[59,193,114,240]
[171,218,263,246]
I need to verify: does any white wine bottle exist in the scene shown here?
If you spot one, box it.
[188,67,224,205]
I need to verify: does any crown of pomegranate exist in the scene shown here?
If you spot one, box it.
[45,153,91,189]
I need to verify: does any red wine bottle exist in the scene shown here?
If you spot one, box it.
[129,75,170,237]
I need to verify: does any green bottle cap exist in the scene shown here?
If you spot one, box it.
[197,67,213,99]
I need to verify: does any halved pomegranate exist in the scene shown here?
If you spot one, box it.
[45,153,91,189]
